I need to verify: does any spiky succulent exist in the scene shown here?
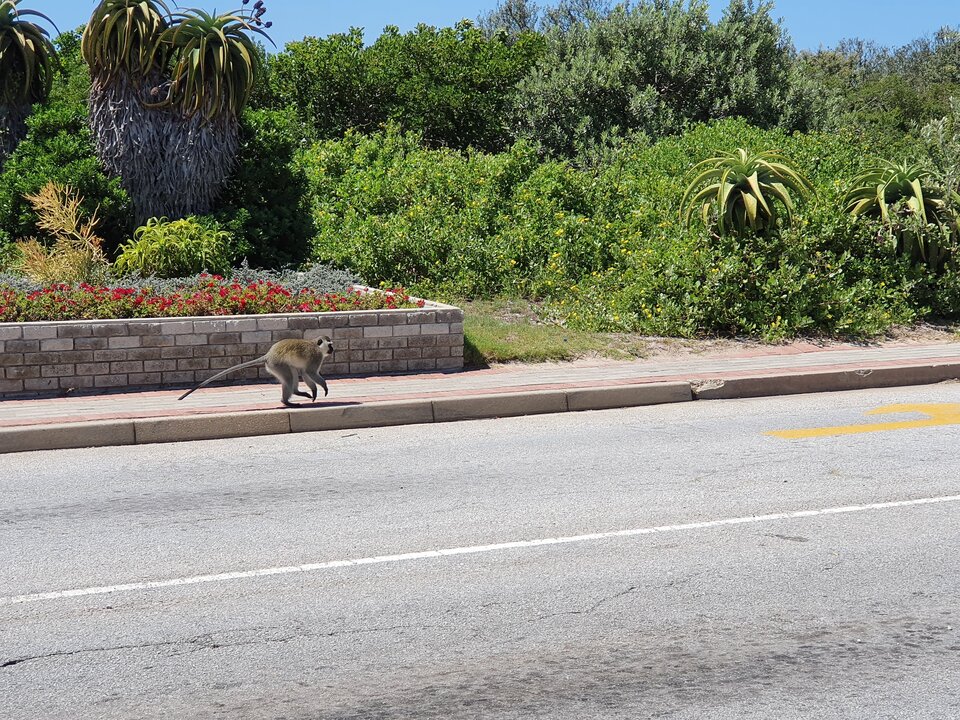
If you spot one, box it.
[81,0,170,80]
[0,0,57,105]
[843,159,959,271]
[156,8,273,121]
[680,148,814,237]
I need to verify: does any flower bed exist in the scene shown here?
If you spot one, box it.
[0,275,425,322]
[0,279,463,398]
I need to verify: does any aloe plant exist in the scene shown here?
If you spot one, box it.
[82,1,271,222]
[0,0,57,160]
[843,159,958,271]
[680,148,813,237]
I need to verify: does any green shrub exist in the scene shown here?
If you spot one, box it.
[114,217,235,278]
[213,107,315,268]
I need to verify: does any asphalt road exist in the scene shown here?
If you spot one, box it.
[2,384,960,719]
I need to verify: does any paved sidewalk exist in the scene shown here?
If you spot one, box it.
[3,340,960,453]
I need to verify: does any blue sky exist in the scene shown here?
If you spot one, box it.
[36,1,960,52]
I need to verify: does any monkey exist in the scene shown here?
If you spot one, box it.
[178,336,334,407]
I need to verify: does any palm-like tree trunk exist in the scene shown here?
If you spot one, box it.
[0,102,30,162]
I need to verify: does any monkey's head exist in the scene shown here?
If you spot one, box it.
[317,335,334,357]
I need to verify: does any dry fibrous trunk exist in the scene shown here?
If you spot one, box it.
[88,74,238,223]
[0,103,31,164]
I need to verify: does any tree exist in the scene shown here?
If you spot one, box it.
[0,0,57,161]
[81,0,270,222]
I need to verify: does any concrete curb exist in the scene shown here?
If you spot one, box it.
[2,364,958,454]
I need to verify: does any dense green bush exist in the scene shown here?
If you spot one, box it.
[212,107,315,268]
[303,118,949,338]
[264,20,545,152]
[114,216,236,278]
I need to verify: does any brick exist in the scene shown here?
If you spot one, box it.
[27,351,94,364]
[271,330,301,341]
[437,357,463,369]
[129,373,163,386]
[436,334,463,346]
[144,360,178,373]
[364,349,394,362]
[436,310,464,323]
[421,346,452,359]
[126,348,161,361]
[0,326,23,340]
[161,346,195,359]
[23,326,58,340]
[177,358,210,371]
[159,320,195,335]
[0,378,24,393]
[110,361,144,374]
[7,340,39,353]
[394,348,423,360]
[95,375,129,388]
[193,320,227,334]
[108,336,142,349]
[377,337,408,350]
[210,356,244,369]
[193,345,227,358]
[57,324,96,338]
[223,318,258,332]
[408,336,437,348]
[77,363,111,375]
[421,323,450,336]
[347,338,378,350]
[41,364,76,378]
[407,359,438,371]
[140,335,176,348]
[174,334,207,346]
[241,331,272,344]
[61,376,94,390]
[93,350,129,362]
[377,312,409,326]
[348,361,379,375]
[377,360,409,373]
[5,365,40,380]
[256,317,288,331]
[393,324,422,337]
[74,337,109,350]
[348,313,379,327]
[40,338,73,352]
[450,346,464,357]
[321,362,349,376]
[162,371,196,385]
[363,326,393,338]
[92,324,128,337]
[332,327,363,340]
[287,317,320,330]
[25,378,59,391]
[127,322,163,336]
[405,311,436,325]
[208,332,241,345]
[0,353,24,367]
[449,322,464,334]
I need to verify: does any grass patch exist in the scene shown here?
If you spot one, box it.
[461,298,646,365]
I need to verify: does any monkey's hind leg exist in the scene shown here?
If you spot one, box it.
[267,363,305,407]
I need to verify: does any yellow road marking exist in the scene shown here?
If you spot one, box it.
[767,403,960,439]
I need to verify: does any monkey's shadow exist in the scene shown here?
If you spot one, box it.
[281,400,363,409]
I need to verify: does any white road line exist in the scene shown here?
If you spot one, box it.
[4,494,960,607]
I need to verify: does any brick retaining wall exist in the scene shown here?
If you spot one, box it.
[0,300,463,399]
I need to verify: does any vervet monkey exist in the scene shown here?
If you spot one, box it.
[178,336,334,407]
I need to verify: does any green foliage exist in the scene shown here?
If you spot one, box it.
[843,159,956,271]
[114,216,235,277]
[681,148,813,237]
[213,107,315,268]
[82,0,169,79]
[158,7,271,121]
[511,0,806,158]
[0,0,57,105]
[263,20,545,152]
[0,89,132,253]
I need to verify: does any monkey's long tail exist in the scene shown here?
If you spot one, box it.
[177,355,268,401]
